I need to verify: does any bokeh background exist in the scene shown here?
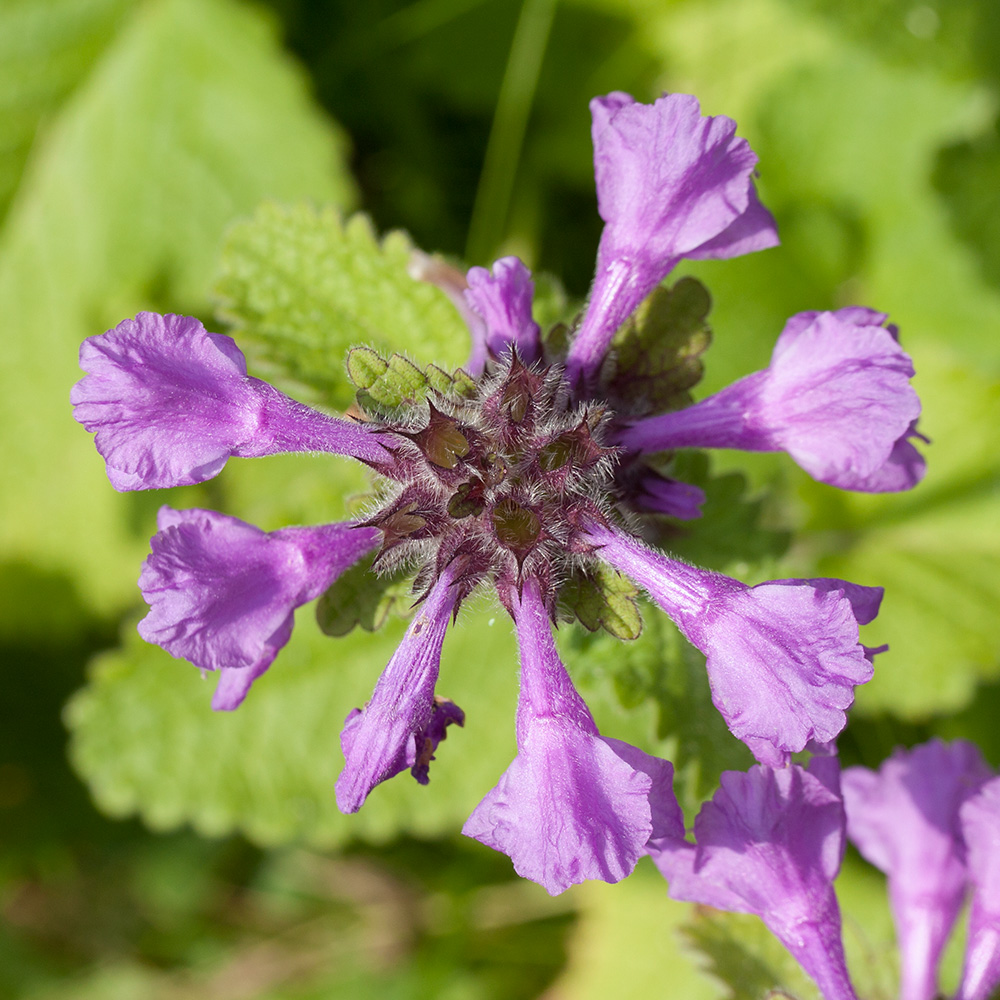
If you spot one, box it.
[3,0,1000,997]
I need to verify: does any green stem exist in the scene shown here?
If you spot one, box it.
[465,0,558,266]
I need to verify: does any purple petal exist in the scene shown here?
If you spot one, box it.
[686,186,781,261]
[958,777,1000,1000]
[649,764,858,1000]
[336,564,462,813]
[842,740,992,1000]
[631,468,706,519]
[566,92,777,385]
[584,521,875,764]
[774,577,884,627]
[71,312,391,490]
[462,578,681,895]
[464,257,541,365]
[616,309,924,493]
[138,507,379,709]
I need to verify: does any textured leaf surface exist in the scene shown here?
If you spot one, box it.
[682,909,822,1000]
[679,855,910,1000]
[558,564,642,640]
[346,346,476,415]
[315,553,413,637]
[606,276,712,417]
[0,0,355,621]
[215,204,471,409]
[68,597,520,847]
[655,451,791,576]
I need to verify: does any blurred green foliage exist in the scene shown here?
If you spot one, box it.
[4,0,1000,997]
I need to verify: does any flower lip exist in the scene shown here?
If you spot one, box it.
[335,560,463,813]
[649,763,859,1000]
[958,776,1000,1000]
[842,739,992,1000]
[71,312,393,491]
[614,308,924,493]
[565,91,778,386]
[581,519,877,765]
[137,506,380,709]
[462,577,681,895]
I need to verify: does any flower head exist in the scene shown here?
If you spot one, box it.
[72,90,919,893]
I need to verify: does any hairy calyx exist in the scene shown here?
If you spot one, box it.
[363,355,617,602]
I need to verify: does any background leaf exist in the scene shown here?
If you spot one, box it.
[0,0,355,624]
[214,204,471,409]
[67,583,521,848]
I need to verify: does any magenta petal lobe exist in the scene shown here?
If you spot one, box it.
[959,777,1000,1000]
[567,91,778,383]
[71,312,391,490]
[464,257,541,365]
[650,764,859,1000]
[842,739,992,1000]
[137,507,378,708]
[462,579,680,895]
[72,313,261,489]
[616,309,923,493]
[583,523,876,764]
[335,565,462,813]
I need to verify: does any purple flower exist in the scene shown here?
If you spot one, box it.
[626,466,706,519]
[336,562,464,812]
[616,308,925,493]
[958,777,1000,1000]
[73,90,915,893]
[462,577,681,895]
[138,507,380,709]
[649,762,859,1000]
[566,91,779,386]
[464,257,542,368]
[842,740,992,1000]
[71,312,390,490]
[583,520,879,766]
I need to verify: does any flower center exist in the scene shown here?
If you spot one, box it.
[365,356,616,597]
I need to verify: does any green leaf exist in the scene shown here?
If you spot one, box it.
[606,277,713,417]
[0,0,138,224]
[558,564,643,640]
[346,347,476,417]
[0,0,355,622]
[214,204,471,409]
[315,553,413,637]
[681,909,821,1000]
[67,601,520,847]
